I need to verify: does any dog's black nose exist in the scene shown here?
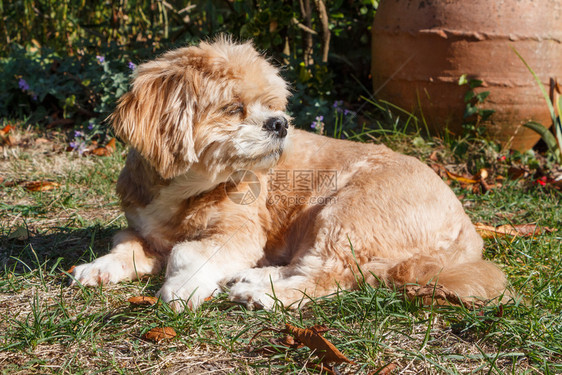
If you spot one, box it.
[263,117,288,138]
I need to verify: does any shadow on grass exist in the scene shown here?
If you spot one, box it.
[0,224,120,274]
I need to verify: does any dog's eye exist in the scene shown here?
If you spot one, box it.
[225,103,244,116]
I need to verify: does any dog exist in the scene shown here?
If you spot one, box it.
[71,37,507,310]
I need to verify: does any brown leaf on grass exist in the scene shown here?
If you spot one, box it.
[475,223,557,239]
[0,125,14,135]
[90,138,117,156]
[429,150,439,161]
[507,166,529,180]
[142,327,176,343]
[474,168,489,180]
[91,147,110,156]
[282,324,354,365]
[403,284,484,309]
[369,363,398,375]
[310,325,332,335]
[128,296,159,306]
[280,334,303,348]
[105,137,116,151]
[445,170,478,185]
[23,181,60,192]
[61,265,76,277]
[253,334,305,355]
[249,324,353,365]
[1,134,16,146]
[305,363,336,374]
[441,167,501,193]
[480,179,502,192]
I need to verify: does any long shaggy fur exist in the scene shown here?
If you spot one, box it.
[71,37,507,310]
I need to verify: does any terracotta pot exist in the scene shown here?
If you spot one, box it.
[371,0,562,150]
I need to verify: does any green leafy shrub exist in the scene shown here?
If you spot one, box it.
[0,44,137,139]
[0,0,376,135]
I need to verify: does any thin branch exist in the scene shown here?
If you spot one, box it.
[299,0,314,66]
[291,17,318,35]
[313,0,330,63]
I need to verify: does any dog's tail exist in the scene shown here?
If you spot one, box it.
[362,254,507,302]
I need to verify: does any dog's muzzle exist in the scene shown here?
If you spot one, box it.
[263,116,288,138]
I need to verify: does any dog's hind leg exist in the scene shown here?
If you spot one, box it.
[71,229,163,286]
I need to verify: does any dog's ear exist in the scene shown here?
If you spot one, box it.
[110,64,198,179]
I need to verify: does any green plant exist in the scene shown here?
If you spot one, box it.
[439,75,501,172]
[0,44,137,140]
[513,49,562,163]
[0,0,377,135]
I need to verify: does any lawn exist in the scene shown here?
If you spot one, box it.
[0,126,560,374]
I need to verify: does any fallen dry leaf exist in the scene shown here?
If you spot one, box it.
[142,327,176,343]
[105,137,116,151]
[282,324,353,365]
[91,147,111,156]
[507,166,529,180]
[0,125,14,135]
[305,363,337,375]
[61,265,76,277]
[445,170,478,184]
[249,324,354,365]
[23,181,60,192]
[429,150,439,161]
[369,363,398,375]
[128,296,159,306]
[475,223,557,239]
[438,166,502,193]
[91,138,116,157]
[1,134,16,146]
[474,168,489,180]
[403,284,484,309]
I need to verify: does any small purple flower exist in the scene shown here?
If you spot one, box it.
[70,140,87,155]
[128,61,136,70]
[311,115,324,129]
[18,78,30,91]
[88,122,94,130]
[333,100,345,113]
[74,130,85,138]
[96,55,105,63]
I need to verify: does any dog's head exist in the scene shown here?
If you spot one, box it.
[111,37,291,180]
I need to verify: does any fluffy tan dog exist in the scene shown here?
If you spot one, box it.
[71,38,506,310]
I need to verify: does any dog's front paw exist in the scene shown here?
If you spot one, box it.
[228,281,276,310]
[71,256,130,286]
[157,276,218,312]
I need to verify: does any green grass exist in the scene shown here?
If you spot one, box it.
[0,128,560,374]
